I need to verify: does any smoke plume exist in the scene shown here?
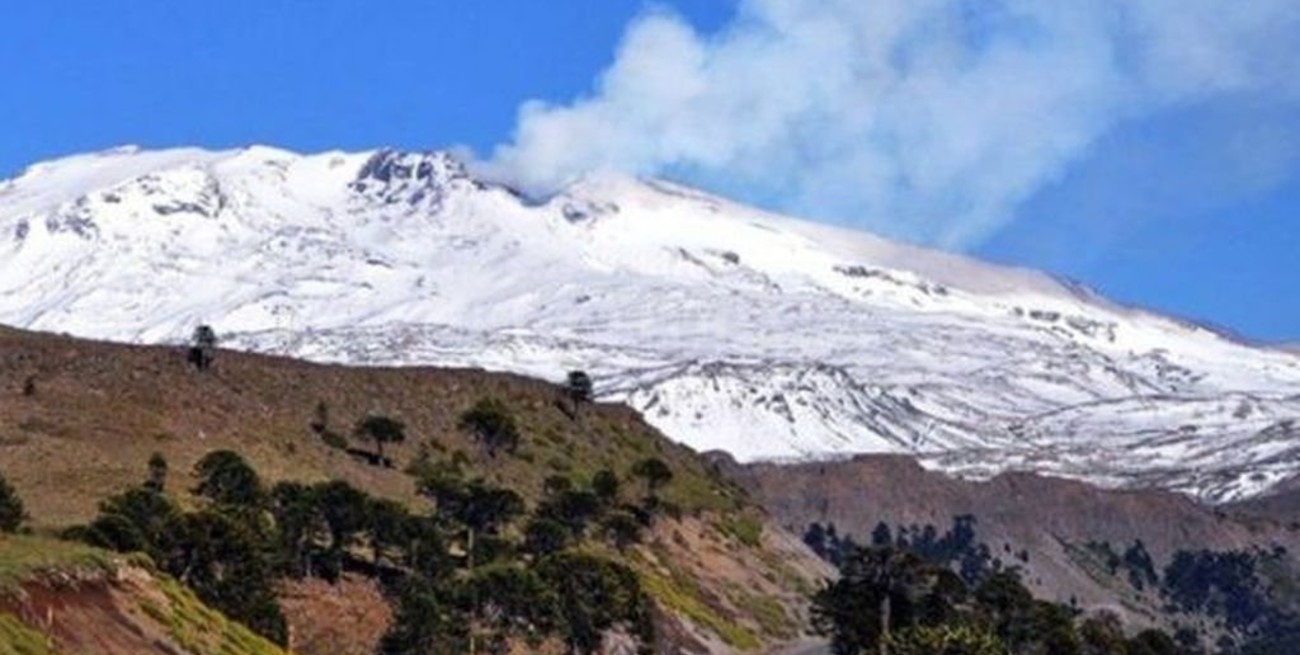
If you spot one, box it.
[481,0,1300,247]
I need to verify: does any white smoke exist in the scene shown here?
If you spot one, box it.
[480,0,1300,248]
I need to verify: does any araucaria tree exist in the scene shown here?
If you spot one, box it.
[631,457,673,503]
[813,547,944,654]
[145,452,168,493]
[564,370,594,417]
[193,450,266,507]
[189,324,218,371]
[459,397,521,457]
[354,414,407,466]
[0,471,27,533]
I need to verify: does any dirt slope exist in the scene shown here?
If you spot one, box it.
[0,535,287,655]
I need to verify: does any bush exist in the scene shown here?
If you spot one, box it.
[321,430,348,450]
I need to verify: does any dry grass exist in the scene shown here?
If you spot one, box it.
[0,326,742,528]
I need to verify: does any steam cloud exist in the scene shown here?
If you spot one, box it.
[481,0,1300,248]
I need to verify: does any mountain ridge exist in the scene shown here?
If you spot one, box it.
[3,144,1299,502]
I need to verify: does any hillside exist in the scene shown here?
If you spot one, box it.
[0,535,287,655]
[1,146,1298,502]
[0,325,828,654]
[730,455,1300,637]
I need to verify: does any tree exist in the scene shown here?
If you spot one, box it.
[0,472,26,533]
[354,414,406,466]
[1080,612,1127,655]
[601,510,645,551]
[813,547,954,655]
[457,482,525,539]
[536,552,655,655]
[145,452,168,493]
[425,475,524,573]
[465,564,558,653]
[564,370,594,417]
[1126,629,1184,655]
[805,522,829,558]
[168,510,288,645]
[523,517,571,557]
[400,515,452,580]
[368,497,413,567]
[309,400,330,435]
[193,450,265,507]
[872,522,894,548]
[1123,540,1158,591]
[379,578,466,655]
[189,324,218,371]
[537,489,602,538]
[459,398,521,457]
[592,469,620,506]
[86,486,182,561]
[631,457,673,503]
[270,481,328,578]
[313,480,371,578]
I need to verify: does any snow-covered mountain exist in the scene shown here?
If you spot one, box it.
[3,145,1299,502]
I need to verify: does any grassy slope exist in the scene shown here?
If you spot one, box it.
[0,535,287,655]
[0,326,826,652]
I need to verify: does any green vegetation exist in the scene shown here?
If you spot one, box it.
[812,543,1193,655]
[0,613,55,655]
[729,585,796,639]
[0,535,121,594]
[0,534,287,655]
[564,370,594,418]
[458,397,522,457]
[1159,547,1300,654]
[719,513,764,548]
[640,568,761,650]
[886,624,1005,655]
[150,575,286,655]
[807,516,997,586]
[188,324,217,372]
[0,474,24,534]
[632,457,674,505]
[79,454,288,644]
[354,414,406,465]
[61,437,671,653]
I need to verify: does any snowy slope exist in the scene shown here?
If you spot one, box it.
[3,145,1299,502]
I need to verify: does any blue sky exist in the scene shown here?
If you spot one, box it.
[2,1,1297,342]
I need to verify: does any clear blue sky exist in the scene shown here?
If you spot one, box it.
[2,1,1296,342]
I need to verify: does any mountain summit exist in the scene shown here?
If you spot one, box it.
[3,146,1299,502]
